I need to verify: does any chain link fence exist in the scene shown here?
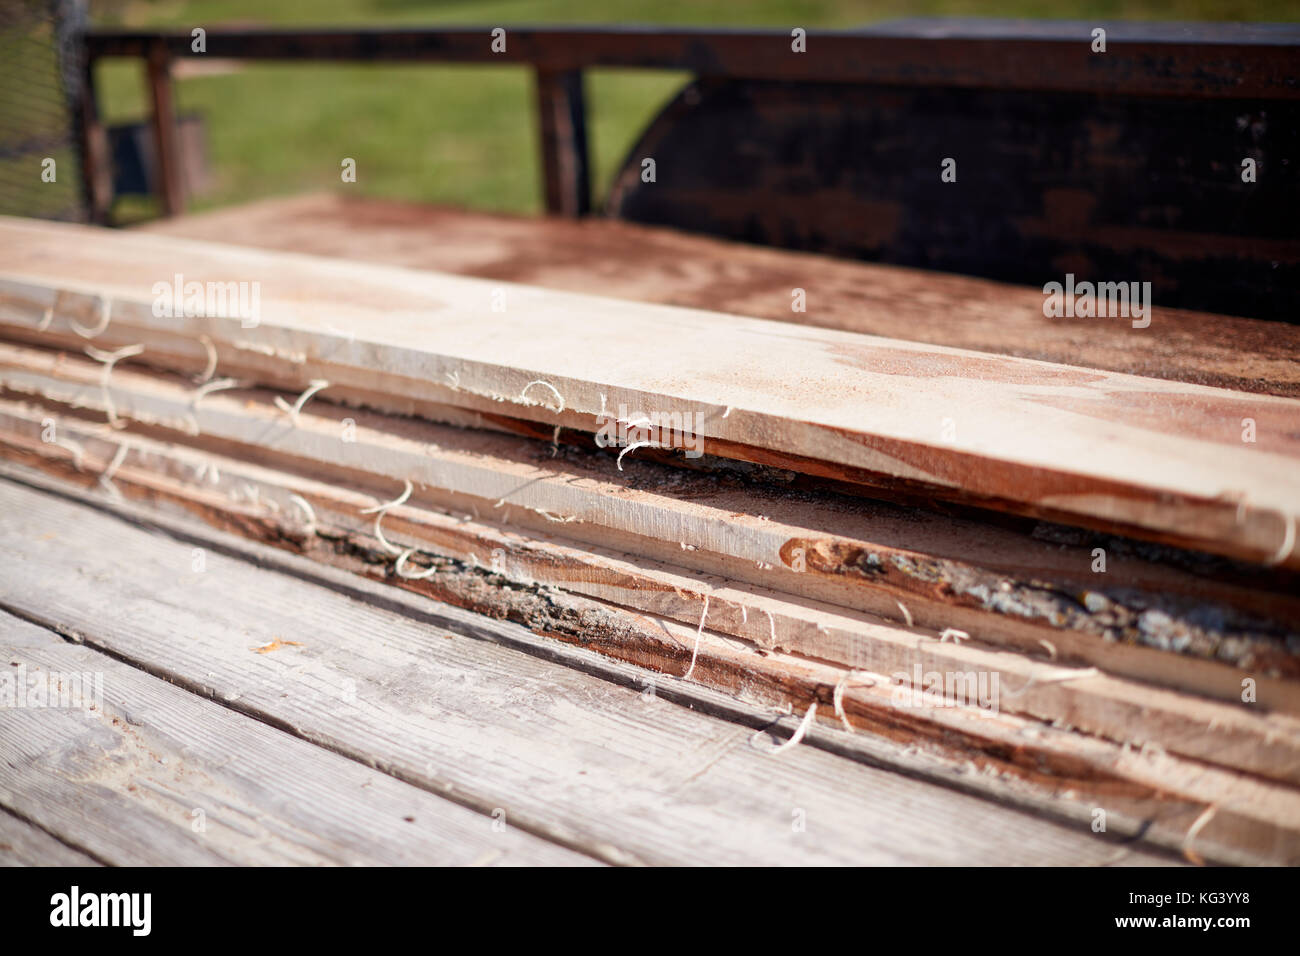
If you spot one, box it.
[0,0,86,221]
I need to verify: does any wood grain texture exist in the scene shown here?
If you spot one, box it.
[0,808,99,866]
[5,407,1299,798]
[138,194,1300,399]
[4,461,1297,865]
[0,612,591,866]
[1,216,1296,569]
[3,345,1295,711]
[0,476,1178,866]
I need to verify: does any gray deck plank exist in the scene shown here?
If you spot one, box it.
[0,806,99,866]
[0,611,593,866]
[0,476,1169,865]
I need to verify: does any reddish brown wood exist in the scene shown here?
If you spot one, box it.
[141,195,1300,399]
[4,217,1296,569]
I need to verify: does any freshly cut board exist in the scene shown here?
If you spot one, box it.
[1,216,1298,572]
[5,402,1300,795]
[138,194,1300,399]
[2,344,1296,712]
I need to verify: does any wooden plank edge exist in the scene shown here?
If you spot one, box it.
[2,348,1296,697]
[3,407,1298,789]
[1,262,1297,570]
[2,444,1297,864]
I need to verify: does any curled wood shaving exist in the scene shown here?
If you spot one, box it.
[273,379,330,426]
[84,342,144,429]
[683,595,710,680]
[751,700,818,755]
[254,638,304,654]
[70,295,112,338]
[520,379,565,413]
[832,670,876,733]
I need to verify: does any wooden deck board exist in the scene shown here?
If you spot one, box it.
[0,477,1174,865]
[0,807,100,866]
[0,611,592,866]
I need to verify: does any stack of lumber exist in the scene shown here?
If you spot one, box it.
[1,214,1298,866]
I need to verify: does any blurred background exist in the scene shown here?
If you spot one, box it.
[57,1,1300,221]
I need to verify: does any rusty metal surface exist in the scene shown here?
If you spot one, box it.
[78,18,1300,252]
[607,78,1300,321]
[84,21,1300,100]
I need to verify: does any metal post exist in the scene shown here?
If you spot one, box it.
[534,67,589,217]
[146,38,185,216]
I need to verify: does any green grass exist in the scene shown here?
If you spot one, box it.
[91,0,1299,220]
